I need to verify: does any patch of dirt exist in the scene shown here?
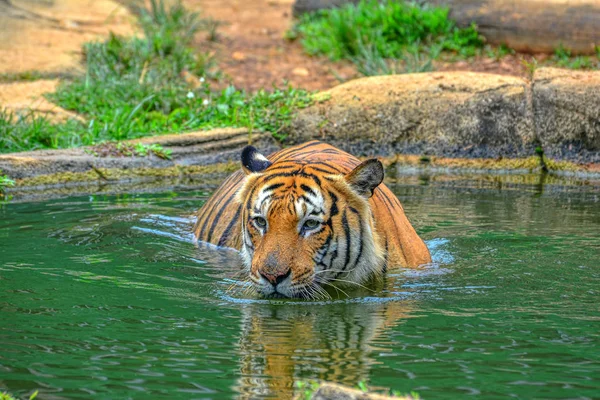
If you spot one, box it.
[0,0,135,120]
[0,79,82,122]
[184,0,358,92]
[0,0,135,75]
[185,0,538,93]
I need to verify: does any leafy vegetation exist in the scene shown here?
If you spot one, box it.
[0,0,312,154]
[85,142,173,159]
[294,0,483,75]
[294,0,600,76]
[552,45,600,69]
[0,390,37,400]
[0,174,16,196]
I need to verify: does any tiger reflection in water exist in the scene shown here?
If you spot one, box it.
[233,295,413,399]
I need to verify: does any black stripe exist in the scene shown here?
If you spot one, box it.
[300,171,321,186]
[315,232,333,265]
[328,191,339,216]
[271,141,322,162]
[341,209,351,273]
[300,184,316,196]
[199,173,240,240]
[260,171,322,187]
[206,192,237,243]
[306,161,344,171]
[382,237,389,274]
[264,182,284,192]
[217,205,241,247]
[376,189,399,234]
[348,206,364,269]
[307,165,341,175]
[299,195,316,208]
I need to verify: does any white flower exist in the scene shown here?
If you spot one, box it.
[199,77,205,83]
[186,91,195,99]
[202,99,210,106]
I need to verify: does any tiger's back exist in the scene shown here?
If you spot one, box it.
[194,141,430,269]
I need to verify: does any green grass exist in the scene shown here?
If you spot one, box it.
[0,391,37,400]
[552,45,600,69]
[294,0,600,76]
[294,0,483,75]
[0,174,16,196]
[0,0,312,154]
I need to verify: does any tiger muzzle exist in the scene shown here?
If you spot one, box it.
[256,251,291,287]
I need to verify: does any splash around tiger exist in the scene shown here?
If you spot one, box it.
[194,141,431,298]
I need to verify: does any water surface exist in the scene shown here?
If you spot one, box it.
[1,175,599,399]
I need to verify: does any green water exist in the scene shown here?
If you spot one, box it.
[1,175,599,399]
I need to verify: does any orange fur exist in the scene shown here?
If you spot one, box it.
[194,141,431,296]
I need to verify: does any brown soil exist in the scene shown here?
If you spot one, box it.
[0,0,135,118]
[186,0,537,92]
[0,0,134,74]
[185,0,358,92]
[0,79,82,122]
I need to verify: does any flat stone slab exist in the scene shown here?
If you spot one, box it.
[533,67,600,164]
[287,72,534,159]
[0,128,278,180]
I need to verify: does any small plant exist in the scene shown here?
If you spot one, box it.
[522,57,538,81]
[88,142,173,159]
[552,44,598,69]
[204,17,222,42]
[295,381,320,400]
[0,174,16,196]
[484,43,514,60]
[357,381,369,392]
[0,390,38,400]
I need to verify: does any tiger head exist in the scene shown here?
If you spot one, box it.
[236,146,385,298]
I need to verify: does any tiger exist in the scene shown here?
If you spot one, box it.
[193,140,431,298]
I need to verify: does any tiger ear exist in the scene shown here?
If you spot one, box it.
[241,145,272,175]
[345,159,384,198]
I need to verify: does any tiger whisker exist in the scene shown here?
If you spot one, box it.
[322,277,376,293]
[316,279,349,298]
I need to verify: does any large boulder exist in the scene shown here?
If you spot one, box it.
[533,67,600,163]
[286,72,535,159]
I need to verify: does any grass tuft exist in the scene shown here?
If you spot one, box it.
[552,44,600,69]
[295,0,483,75]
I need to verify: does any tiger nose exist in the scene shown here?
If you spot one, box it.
[259,269,291,287]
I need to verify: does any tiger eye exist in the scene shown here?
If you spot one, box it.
[303,219,320,229]
[253,217,267,228]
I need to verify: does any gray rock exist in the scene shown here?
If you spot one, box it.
[533,68,600,164]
